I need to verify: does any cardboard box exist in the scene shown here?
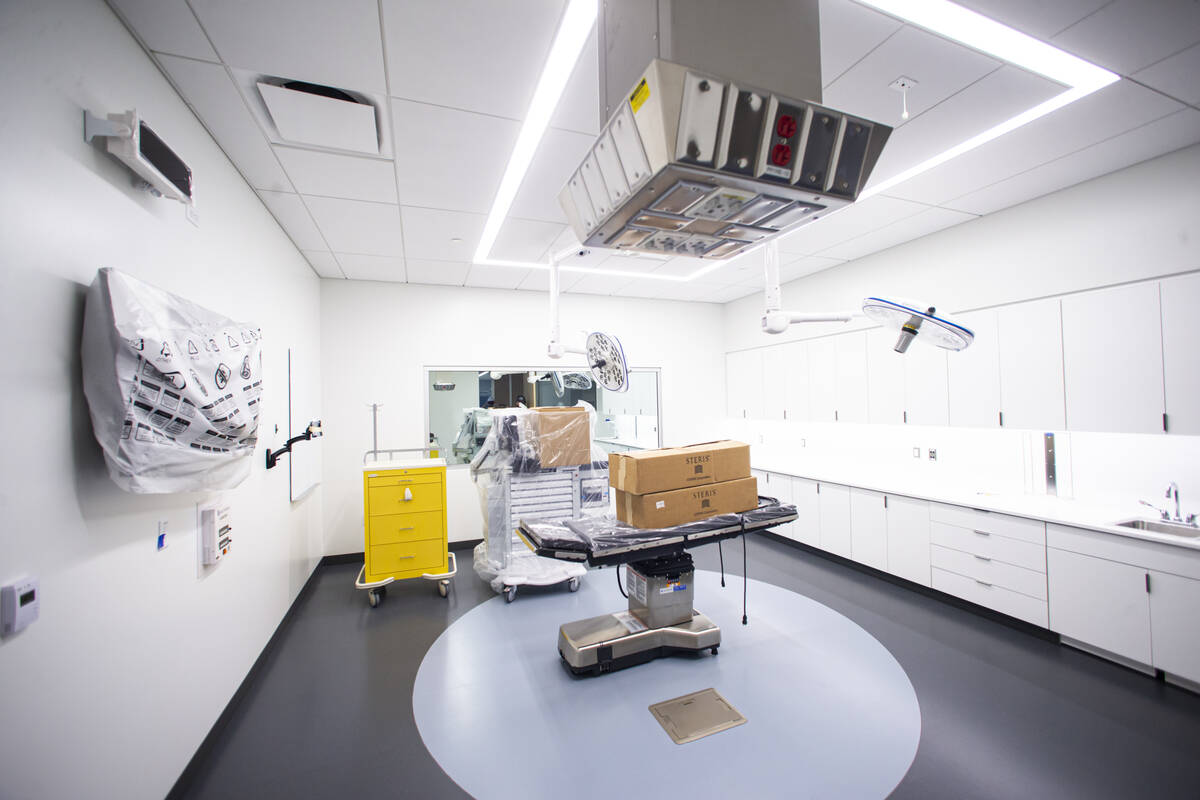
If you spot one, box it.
[532,406,591,468]
[616,476,758,528]
[609,440,751,495]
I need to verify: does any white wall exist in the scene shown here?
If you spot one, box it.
[0,3,323,798]
[320,281,724,552]
[721,143,1200,508]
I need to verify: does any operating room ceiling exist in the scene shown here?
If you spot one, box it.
[107,0,1200,303]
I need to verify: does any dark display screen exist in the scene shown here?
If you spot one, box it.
[19,589,35,606]
[139,121,193,199]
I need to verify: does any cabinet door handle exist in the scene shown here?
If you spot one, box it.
[397,526,414,531]
[1145,572,1151,593]
[972,529,990,537]
[974,555,992,562]
[975,579,993,588]
[397,555,416,560]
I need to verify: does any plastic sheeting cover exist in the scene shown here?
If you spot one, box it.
[81,268,263,493]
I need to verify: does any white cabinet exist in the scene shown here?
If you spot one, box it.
[761,347,786,420]
[726,349,763,419]
[781,341,810,422]
[904,341,949,427]
[849,488,888,570]
[866,327,906,425]
[761,471,794,538]
[1061,282,1164,434]
[997,298,1065,430]
[835,332,869,423]
[1047,547,1152,665]
[1148,570,1200,684]
[1160,273,1200,435]
[818,482,852,558]
[947,309,1001,428]
[886,495,931,587]
[790,477,821,548]
[808,337,837,423]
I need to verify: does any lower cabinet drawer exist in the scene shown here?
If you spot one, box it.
[369,539,445,577]
[367,509,443,546]
[931,545,1047,600]
[930,503,1046,544]
[931,522,1046,573]
[933,567,1048,628]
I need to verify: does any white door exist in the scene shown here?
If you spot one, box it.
[790,477,821,548]
[1148,570,1200,684]
[761,346,787,421]
[1061,282,1164,434]
[998,298,1065,430]
[887,495,931,587]
[808,337,838,423]
[781,340,811,422]
[904,341,950,427]
[866,327,906,425]
[1047,547,1152,665]
[850,488,888,571]
[835,331,869,423]
[947,309,1001,428]
[1159,273,1200,435]
[818,483,852,559]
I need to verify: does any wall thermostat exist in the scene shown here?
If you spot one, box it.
[200,505,233,565]
[1,577,39,636]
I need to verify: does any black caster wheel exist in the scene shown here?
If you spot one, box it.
[710,646,719,655]
[504,585,517,603]
[567,577,580,592]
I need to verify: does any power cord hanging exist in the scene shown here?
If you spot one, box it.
[616,563,627,598]
[741,523,749,626]
[718,541,726,587]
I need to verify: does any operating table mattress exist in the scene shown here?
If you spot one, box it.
[518,496,798,566]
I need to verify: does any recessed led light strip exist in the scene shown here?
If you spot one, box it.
[474,0,1118,284]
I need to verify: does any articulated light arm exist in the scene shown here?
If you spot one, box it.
[760,241,859,334]
[547,247,588,359]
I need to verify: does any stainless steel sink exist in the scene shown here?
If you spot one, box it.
[1115,518,1200,537]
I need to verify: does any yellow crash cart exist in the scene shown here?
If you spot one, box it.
[355,448,457,607]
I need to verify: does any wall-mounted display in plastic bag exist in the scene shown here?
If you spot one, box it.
[81,268,263,493]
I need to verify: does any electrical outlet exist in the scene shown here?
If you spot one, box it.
[912,447,920,458]
[800,438,806,448]
[928,448,937,461]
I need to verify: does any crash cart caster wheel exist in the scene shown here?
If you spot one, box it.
[567,577,580,592]
[504,585,517,603]
[368,590,380,608]
[438,581,448,597]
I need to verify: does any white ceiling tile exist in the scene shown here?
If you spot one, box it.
[157,55,292,192]
[109,0,218,60]
[567,273,635,296]
[257,190,326,250]
[491,218,566,262]
[390,100,518,214]
[335,253,407,282]
[400,207,485,262]
[301,250,344,279]
[1135,42,1200,106]
[552,28,600,134]
[818,0,903,87]
[822,26,1001,125]
[673,281,753,303]
[649,256,709,279]
[463,265,532,289]
[777,196,930,254]
[517,269,585,292]
[594,254,675,275]
[190,0,387,93]
[381,0,565,119]
[947,108,1200,215]
[405,259,470,287]
[779,255,845,283]
[867,66,1065,187]
[273,147,397,203]
[704,284,760,303]
[303,196,404,256]
[887,79,1184,205]
[509,127,595,223]
[819,207,977,261]
[1053,0,1200,75]
[953,0,1111,41]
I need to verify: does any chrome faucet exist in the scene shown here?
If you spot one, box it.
[1167,482,1181,522]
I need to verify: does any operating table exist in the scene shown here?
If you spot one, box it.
[518,497,798,675]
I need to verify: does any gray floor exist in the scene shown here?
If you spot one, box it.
[172,536,1200,799]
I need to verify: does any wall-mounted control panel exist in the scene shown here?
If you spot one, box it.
[1,577,39,636]
[199,504,232,565]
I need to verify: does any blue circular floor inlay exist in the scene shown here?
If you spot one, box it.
[414,569,921,799]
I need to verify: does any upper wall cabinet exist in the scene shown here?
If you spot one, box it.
[1062,283,1164,434]
[947,309,1001,428]
[781,341,811,422]
[997,298,1066,431]
[835,332,870,424]
[1160,273,1200,435]
[866,327,906,425]
[762,346,787,421]
[904,338,950,427]
[808,337,838,423]
[726,349,764,420]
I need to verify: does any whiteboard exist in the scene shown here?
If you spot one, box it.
[288,347,322,501]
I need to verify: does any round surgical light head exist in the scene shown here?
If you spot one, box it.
[586,332,630,392]
[861,297,974,352]
[562,372,594,390]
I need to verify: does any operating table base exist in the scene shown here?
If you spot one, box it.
[558,610,720,676]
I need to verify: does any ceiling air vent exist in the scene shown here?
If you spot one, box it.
[257,78,380,155]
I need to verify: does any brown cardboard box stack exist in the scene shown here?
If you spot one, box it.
[610,440,757,528]
[531,406,592,468]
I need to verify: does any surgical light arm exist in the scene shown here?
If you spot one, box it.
[760,241,860,334]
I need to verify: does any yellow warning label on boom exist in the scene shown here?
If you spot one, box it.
[629,77,650,114]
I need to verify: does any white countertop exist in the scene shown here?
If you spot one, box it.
[363,457,446,472]
[751,456,1200,552]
